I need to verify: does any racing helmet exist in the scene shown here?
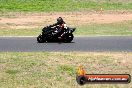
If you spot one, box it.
[57,17,63,24]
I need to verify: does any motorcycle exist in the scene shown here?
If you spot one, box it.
[37,25,76,43]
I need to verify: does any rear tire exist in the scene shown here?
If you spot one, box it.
[76,76,86,85]
[37,34,46,43]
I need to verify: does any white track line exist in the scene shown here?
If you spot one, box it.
[0,35,131,38]
[0,36,36,37]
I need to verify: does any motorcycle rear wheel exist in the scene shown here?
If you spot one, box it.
[37,34,46,43]
[76,76,86,85]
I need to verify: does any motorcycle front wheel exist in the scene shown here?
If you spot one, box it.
[63,34,74,43]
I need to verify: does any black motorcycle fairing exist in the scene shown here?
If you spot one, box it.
[68,28,76,33]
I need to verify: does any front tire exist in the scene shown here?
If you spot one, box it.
[37,34,46,43]
[63,34,74,43]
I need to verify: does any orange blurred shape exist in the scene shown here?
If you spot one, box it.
[78,66,86,75]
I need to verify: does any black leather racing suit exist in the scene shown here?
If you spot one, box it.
[50,21,66,38]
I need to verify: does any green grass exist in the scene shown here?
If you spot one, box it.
[0,28,41,36]
[0,52,132,88]
[0,21,132,36]
[75,21,132,36]
[0,0,132,12]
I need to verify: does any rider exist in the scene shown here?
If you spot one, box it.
[50,17,67,39]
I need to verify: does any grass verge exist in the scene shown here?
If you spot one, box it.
[0,21,132,36]
[75,21,132,36]
[0,52,132,88]
[0,0,132,12]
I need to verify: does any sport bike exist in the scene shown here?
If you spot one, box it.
[37,25,76,43]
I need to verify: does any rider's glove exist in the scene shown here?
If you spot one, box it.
[64,24,67,29]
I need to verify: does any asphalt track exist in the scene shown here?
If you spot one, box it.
[0,36,132,52]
